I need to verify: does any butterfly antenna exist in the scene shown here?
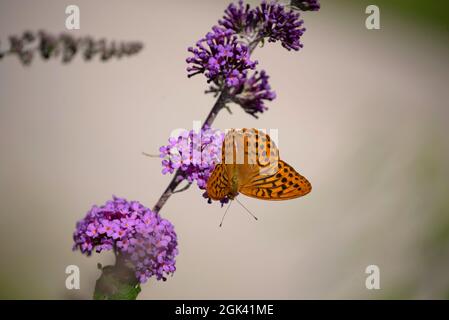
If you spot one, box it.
[235,198,258,222]
[219,201,233,228]
[142,152,159,158]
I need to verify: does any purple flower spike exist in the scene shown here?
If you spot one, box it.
[186,26,257,88]
[230,70,276,117]
[159,126,224,190]
[73,196,178,283]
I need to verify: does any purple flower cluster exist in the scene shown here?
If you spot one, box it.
[159,126,224,189]
[73,196,178,283]
[255,1,306,51]
[187,26,257,88]
[187,1,318,116]
[219,1,308,51]
[230,70,276,117]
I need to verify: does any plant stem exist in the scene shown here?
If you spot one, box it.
[152,90,228,213]
[93,36,261,299]
[151,37,262,214]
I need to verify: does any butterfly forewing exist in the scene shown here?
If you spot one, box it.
[222,128,279,175]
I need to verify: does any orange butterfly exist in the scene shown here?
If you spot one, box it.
[206,128,311,202]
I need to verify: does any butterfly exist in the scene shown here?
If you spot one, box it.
[206,128,311,202]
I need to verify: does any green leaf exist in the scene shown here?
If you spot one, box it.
[93,262,141,300]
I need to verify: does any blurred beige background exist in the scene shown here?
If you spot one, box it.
[1,0,449,299]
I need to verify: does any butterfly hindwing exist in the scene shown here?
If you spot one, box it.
[206,164,231,201]
[239,160,312,200]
